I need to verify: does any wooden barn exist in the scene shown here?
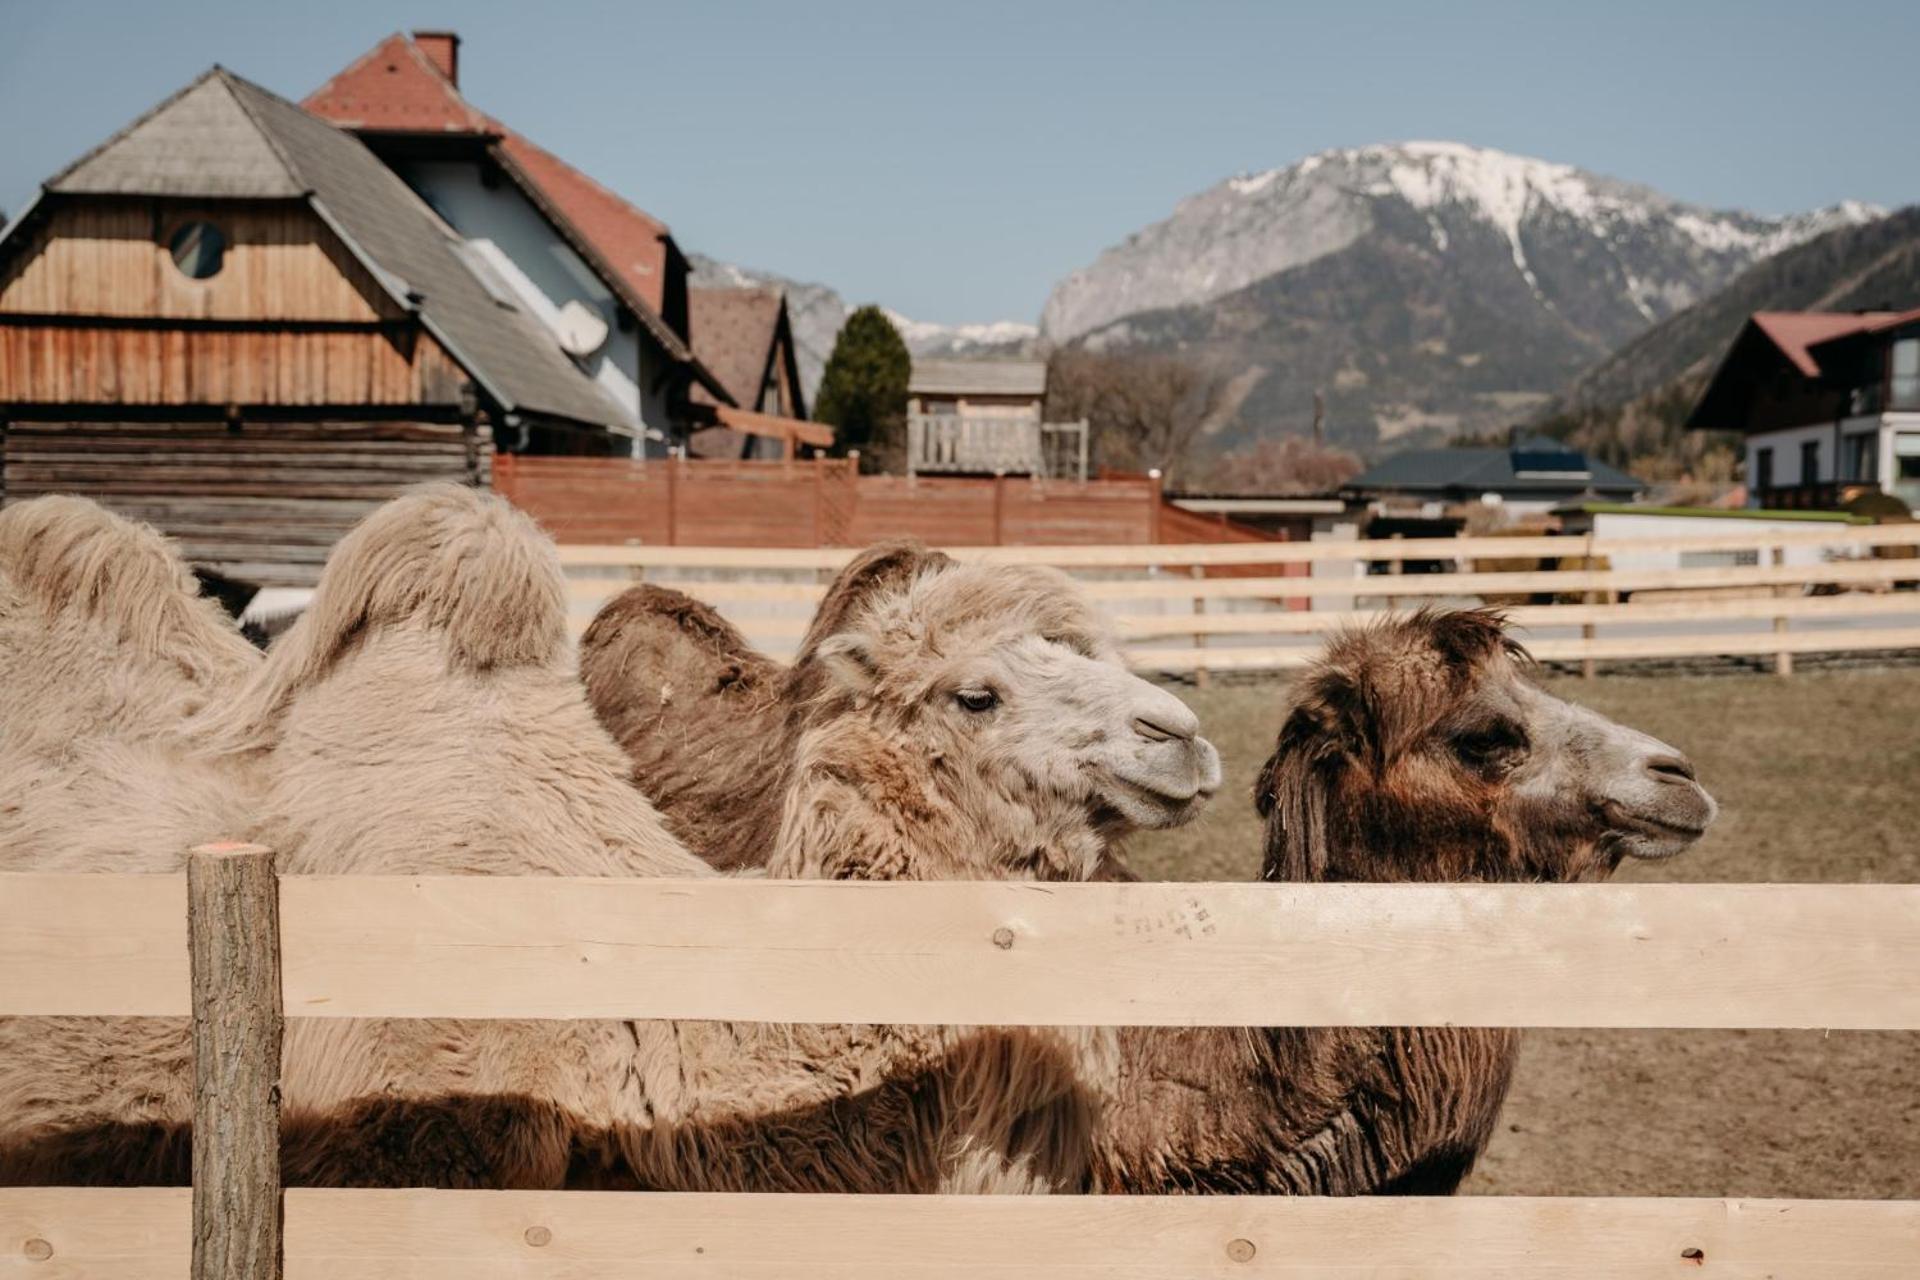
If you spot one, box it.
[0,67,630,586]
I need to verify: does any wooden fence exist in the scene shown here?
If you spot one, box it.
[4,851,1918,1276]
[492,454,1167,548]
[558,523,1920,676]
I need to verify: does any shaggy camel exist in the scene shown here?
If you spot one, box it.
[586,585,1717,1194]
[579,541,1209,879]
[0,489,1211,1192]
[0,497,260,867]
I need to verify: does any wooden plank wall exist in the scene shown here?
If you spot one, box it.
[0,198,468,407]
[491,454,670,544]
[0,201,403,323]
[0,323,467,406]
[0,420,490,586]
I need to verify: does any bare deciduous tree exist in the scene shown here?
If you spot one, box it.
[1187,435,1363,495]
[1046,350,1239,485]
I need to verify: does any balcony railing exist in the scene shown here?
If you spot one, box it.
[1847,378,1920,415]
[906,413,1089,480]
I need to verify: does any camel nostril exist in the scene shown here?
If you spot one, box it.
[1645,754,1696,784]
[1133,715,1193,744]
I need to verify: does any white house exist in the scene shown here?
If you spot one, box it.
[1687,309,1920,511]
[1553,504,1864,572]
[304,31,730,455]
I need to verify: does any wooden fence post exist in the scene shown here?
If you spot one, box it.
[1581,533,1598,681]
[1190,563,1209,689]
[1771,546,1793,677]
[188,843,283,1280]
[664,455,680,547]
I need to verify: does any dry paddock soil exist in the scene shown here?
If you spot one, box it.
[1127,667,1920,1200]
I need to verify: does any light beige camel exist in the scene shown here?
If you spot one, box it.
[0,497,260,868]
[580,541,1217,881]
[586,584,1718,1194]
[0,489,1210,1192]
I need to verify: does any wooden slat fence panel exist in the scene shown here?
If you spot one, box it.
[4,1188,1917,1279]
[8,876,1918,1030]
[552,522,1920,569]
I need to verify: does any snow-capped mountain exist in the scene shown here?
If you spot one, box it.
[1043,142,1880,342]
[1039,142,1882,455]
[688,256,1036,405]
[881,310,1039,359]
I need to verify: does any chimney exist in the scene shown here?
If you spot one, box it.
[413,30,460,86]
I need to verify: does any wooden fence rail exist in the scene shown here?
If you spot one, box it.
[552,523,1920,569]
[6,1187,1917,1278]
[4,861,1919,1277]
[554,527,1920,674]
[9,874,1920,1028]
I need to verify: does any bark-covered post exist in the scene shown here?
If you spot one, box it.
[188,842,283,1280]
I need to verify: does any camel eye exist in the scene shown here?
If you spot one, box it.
[1452,721,1527,767]
[955,688,1000,714]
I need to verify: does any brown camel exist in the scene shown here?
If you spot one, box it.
[0,492,1207,1193]
[587,584,1717,1194]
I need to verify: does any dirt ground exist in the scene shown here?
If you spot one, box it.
[1126,667,1920,1199]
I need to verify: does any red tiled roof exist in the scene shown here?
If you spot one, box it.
[492,128,668,315]
[304,33,675,321]
[1750,311,1900,378]
[303,32,488,134]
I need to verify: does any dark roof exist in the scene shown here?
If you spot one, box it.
[689,287,803,415]
[1350,438,1644,497]
[40,67,626,429]
[1685,310,1909,433]
[1751,311,1896,377]
[303,33,727,401]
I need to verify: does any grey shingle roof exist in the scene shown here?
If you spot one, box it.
[909,358,1048,398]
[1350,438,1645,497]
[51,68,625,430]
[50,74,303,198]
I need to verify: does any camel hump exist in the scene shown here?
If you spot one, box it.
[190,485,565,754]
[583,583,763,673]
[0,494,252,672]
[304,482,566,674]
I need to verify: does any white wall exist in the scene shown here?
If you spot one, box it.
[1588,511,1846,570]
[396,159,675,449]
[1743,422,1833,496]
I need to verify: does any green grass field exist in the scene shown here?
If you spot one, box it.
[1128,668,1920,1198]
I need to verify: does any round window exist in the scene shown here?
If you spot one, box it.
[168,222,225,280]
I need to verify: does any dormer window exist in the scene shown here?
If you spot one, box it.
[168,222,225,280]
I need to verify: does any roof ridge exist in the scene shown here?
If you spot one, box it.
[398,34,488,127]
[216,69,313,194]
[42,65,231,192]
[300,31,406,112]
[301,31,488,133]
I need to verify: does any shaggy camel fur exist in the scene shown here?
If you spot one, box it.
[587,595,1717,1194]
[1091,609,1717,1194]
[579,541,1208,879]
[0,497,260,867]
[0,489,1148,1192]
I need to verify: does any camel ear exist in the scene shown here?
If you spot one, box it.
[814,632,880,695]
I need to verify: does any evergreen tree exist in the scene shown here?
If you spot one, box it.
[814,305,911,471]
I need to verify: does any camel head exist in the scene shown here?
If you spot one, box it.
[1255,609,1716,884]
[796,558,1222,876]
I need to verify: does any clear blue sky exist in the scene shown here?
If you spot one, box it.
[3,0,1917,325]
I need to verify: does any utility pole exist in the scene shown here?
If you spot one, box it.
[1312,390,1325,447]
